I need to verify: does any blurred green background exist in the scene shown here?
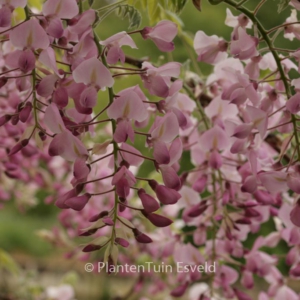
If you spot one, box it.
[1,0,299,299]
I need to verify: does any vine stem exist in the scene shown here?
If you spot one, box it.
[224,0,300,161]
[93,32,119,252]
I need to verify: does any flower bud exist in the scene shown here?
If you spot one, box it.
[64,193,91,211]
[192,175,207,193]
[9,138,29,156]
[19,102,32,123]
[0,76,8,88]
[141,210,173,227]
[0,115,11,127]
[132,228,152,243]
[115,237,130,248]
[138,189,160,213]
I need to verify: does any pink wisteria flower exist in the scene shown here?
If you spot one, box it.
[141,20,178,52]
[100,32,137,64]
[194,31,228,64]
[141,61,181,97]
[230,27,259,60]
[10,19,50,50]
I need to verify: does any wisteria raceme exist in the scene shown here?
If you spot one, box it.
[2,0,300,299]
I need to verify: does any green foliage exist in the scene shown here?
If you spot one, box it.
[117,5,142,29]
[277,0,291,13]
[170,0,189,13]
[0,248,19,274]
[128,0,188,25]
[208,0,224,5]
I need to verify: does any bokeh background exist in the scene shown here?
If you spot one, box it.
[1,0,299,299]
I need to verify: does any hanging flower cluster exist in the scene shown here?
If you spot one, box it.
[2,0,300,299]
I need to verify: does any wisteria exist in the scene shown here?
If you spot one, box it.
[2,0,300,299]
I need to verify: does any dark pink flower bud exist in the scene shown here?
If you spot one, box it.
[18,49,36,73]
[22,144,38,157]
[0,77,8,88]
[142,211,173,227]
[253,190,274,204]
[132,228,152,243]
[241,271,254,289]
[170,283,188,297]
[241,175,257,194]
[290,264,300,277]
[89,210,109,222]
[64,193,91,211]
[53,87,69,108]
[151,181,181,205]
[244,207,260,218]
[0,115,11,126]
[138,188,160,213]
[11,115,19,125]
[192,175,207,193]
[0,7,11,28]
[19,102,32,123]
[153,141,170,164]
[79,228,98,236]
[160,165,181,190]
[58,36,68,46]
[290,199,300,227]
[236,218,251,225]
[9,139,29,156]
[287,173,300,194]
[187,202,208,218]
[115,237,130,248]
[82,244,102,252]
[209,150,222,169]
[103,217,114,226]
[39,131,47,141]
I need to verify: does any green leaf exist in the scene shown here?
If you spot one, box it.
[147,1,164,24]
[277,0,291,13]
[0,249,19,275]
[117,5,142,29]
[208,0,224,5]
[170,0,188,13]
[88,0,94,7]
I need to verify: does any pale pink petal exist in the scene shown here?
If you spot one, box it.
[44,103,65,134]
[199,125,229,151]
[151,112,179,143]
[36,74,57,97]
[153,141,170,164]
[0,0,26,7]
[258,171,288,194]
[69,10,96,35]
[18,49,35,73]
[46,17,64,38]
[247,105,267,138]
[114,119,134,143]
[10,19,49,50]
[118,143,144,167]
[169,137,182,165]
[107,90,147,122]
[39,47,60,75]
[286,93,300,114]
[42,0,79,19]
[73,57,114,90]
[79,86,97,108]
